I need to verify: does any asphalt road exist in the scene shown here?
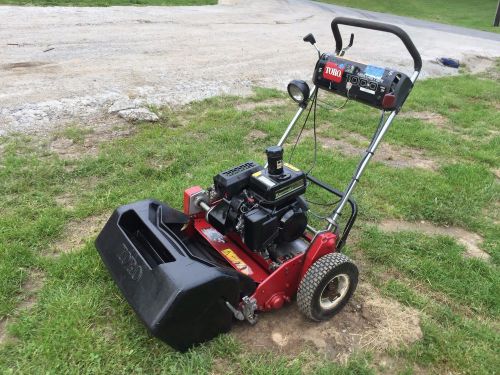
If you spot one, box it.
[1,0,499,135]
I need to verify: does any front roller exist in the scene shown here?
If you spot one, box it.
[297,253,358,321]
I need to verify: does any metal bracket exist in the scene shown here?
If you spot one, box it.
[225,301,244,320]
[241,296,258,324]
[225,296,258,325]
[188,189,209,215]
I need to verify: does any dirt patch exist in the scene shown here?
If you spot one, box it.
[2,3,500,136]
[246,129,268,141]
[49,122,133,160]
[378,219,490,261]
[55,192,76,210]
[49,137,88,160]
[16,270,46,311]
[0,320,7,346]
[55,176,99,210]
[400,111,449,128]
[2,61,50,70]
[317,134,438,171]
[210,357,235,375]
[235,99,287,111]
[0,269,46,345]
[48,213,109,256]
[462,55,497,75]
[231,282,422,363]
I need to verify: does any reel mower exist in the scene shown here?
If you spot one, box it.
[96,17,422,351]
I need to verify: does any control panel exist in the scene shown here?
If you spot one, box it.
[313,54,413,111]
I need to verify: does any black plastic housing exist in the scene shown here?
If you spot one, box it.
[250,164,306,204]
[95,200,250,351]
[214,161,262,198]
[313,54,412,111]
[243,208,279,250]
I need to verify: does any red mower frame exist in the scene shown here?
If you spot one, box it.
[184,174,358,313]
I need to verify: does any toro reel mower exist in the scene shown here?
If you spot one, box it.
[96,17,422,352]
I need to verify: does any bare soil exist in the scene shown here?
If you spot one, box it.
[235,99,288,111]
[462,55,497,74]
[232,282,422,363]
[48,213,109,256]
[400,111,449,128]
[55,192,77,210]
[49,121,133,160]
[316,133,439,171]
[378,219,490,261]
[245,129,268,142]
[0,269,46,345]
[2,1,500,136]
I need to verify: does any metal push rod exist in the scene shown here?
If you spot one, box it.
[326,71,420,231]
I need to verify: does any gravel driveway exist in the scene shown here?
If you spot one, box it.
[1,0,499,135]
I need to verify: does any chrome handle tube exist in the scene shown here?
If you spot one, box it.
[277,86,318,147]
[326,71,419,231]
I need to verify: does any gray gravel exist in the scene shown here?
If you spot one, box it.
[1,0,499,136]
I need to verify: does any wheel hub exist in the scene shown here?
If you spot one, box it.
[319,273,350,310]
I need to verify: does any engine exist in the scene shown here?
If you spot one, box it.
[207,146,308,261]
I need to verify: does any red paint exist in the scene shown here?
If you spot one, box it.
[250,253,304,311]
[323,62,344,83]
[183,186,203,215]
[194,218,269,283]
[300,232,337,279]
[186,185,339,312]
[267,294,285,310]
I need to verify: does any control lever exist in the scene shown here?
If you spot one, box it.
[303,33,321,58]
[339,33,354,56]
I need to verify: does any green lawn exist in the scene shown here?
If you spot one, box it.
[0,0,215,6]
[318,0,500,33]
[0,63,499,373]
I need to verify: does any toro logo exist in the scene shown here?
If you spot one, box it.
[117,243,143,281]
[323,62,344,83]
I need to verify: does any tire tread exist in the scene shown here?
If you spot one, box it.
[297,252,354,321]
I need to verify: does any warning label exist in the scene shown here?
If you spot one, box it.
[221,249,252,275]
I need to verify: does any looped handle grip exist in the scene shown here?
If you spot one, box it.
[331,17,422,72]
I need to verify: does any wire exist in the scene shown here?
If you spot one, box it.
[287,90,316,164]
[305,198,341,207]
[305,89,318,175]
[367,110,386,150]
[316,98,349,111]
[289,86,353,176]
[307,209,330,220]
[287,89,320,176]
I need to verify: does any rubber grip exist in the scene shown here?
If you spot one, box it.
[331,17,422,72]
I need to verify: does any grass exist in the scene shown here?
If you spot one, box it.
[318,0,500,33]
[0,63,499,373]
[0,0,216,6]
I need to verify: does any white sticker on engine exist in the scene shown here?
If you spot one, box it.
[258,175,276,188]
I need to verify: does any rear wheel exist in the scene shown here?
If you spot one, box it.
[297,253,358,321]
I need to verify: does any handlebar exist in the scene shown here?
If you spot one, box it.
[331,17,422,72]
